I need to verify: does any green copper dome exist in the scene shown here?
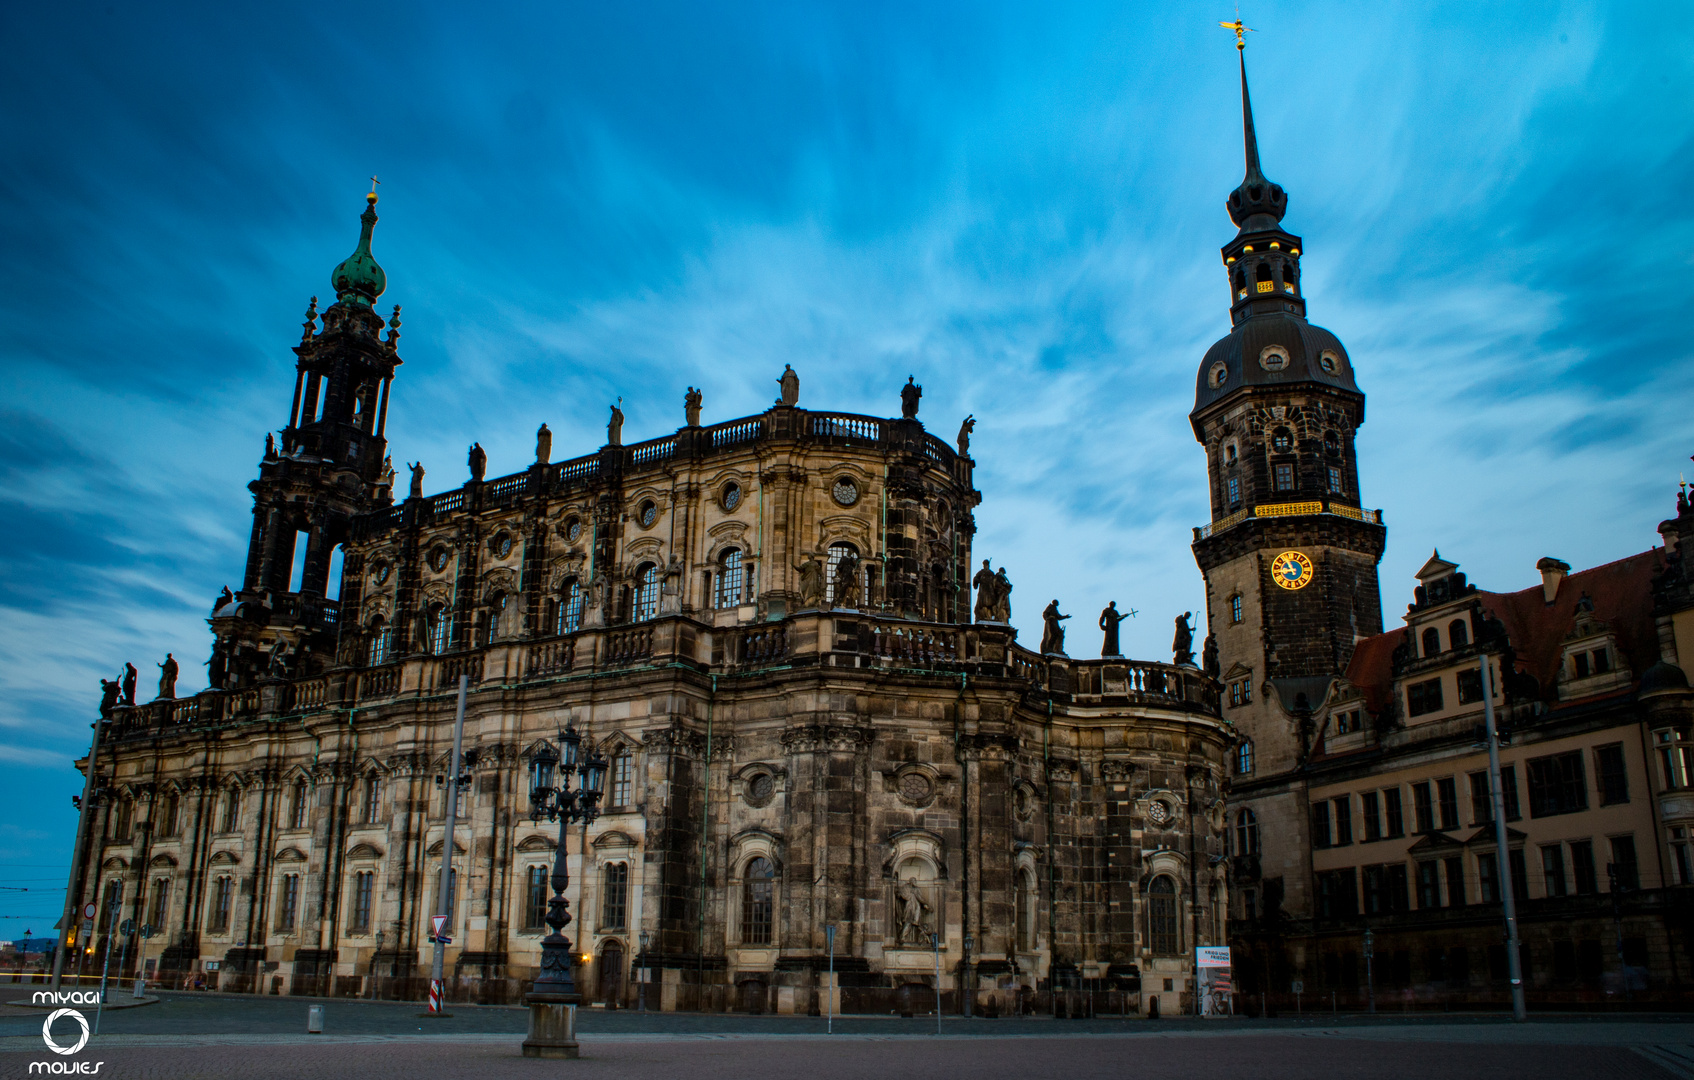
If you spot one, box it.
[330,193,386,306]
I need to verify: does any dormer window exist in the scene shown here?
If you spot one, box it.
[1421,627,1441,656]
[1260,347,1290,373]
[1225,443,1238,465]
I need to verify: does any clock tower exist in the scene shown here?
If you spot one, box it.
[1190,49,1386,921]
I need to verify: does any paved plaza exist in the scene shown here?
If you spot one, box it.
[2,993,1694,1078]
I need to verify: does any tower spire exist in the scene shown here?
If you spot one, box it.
[330,189,387,307]
[1221,28,1287,233]
[1240,52,1264,182]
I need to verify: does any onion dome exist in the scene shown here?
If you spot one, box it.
[331,192,386,307]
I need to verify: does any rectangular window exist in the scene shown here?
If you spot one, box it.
[1230,595,1243,624]
[1407,678,1444,717]
[352,871,373,932]
[1363,863,1409,915]
[601,862,629,931]
[1417,862,1441,909]
[1541,845,1567,898]
[1383,788,1404,838]
[1509,848,1530,902]
[1362,791,1382,842]
[278,873,299,931]
[221,790,240,833]
[1412,782,1434,834]
[1456,668,1484,705]
[1316,868,1358,919]
[1444,855,1466,908]
[1470,770,1492,826]
[1436,777,1459,831]
[1227,476,1241,507]
[1595,744,1629,805]
[1673,829,1694,886]
[1609,835,1639,891]
[1501,765,1521,821]
[1328,466,1343,494]
[160,793,180,837]
[611,753,633,808]
[1477,853,1499,904]
[211,876,232,932]
[1574,652,1591,679]
[363,778,381,825]
[525,866,548,930]
[1311,801,1333,849]
[1527,751,1588,817]
[147,878,171,929]
[1592,647,1611,674]
[1236,740,1254,775]
[1273,463,1294,492]
[101,879,123,931]
[1571,840,1598,894]
[112,800,132,840]
[1333,796,1353,846]
[289,784,308,830]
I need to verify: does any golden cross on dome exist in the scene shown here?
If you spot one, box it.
[1219,12,1254,51]
[369,176,381,194]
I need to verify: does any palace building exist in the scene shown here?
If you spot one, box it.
[74,194,1230,1010]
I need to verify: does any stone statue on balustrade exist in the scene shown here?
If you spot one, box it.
[832,550,862,610]
[794,554,826,610]
[264,432,276,459]
[660,554,684,615]
[900,376,922,419]
[607,400,624,446]
[1203,632,1220,679]
[1098,601,1132,658]
[468,442,487,482]
[1040,600,1070,656]
[121,663,138,706]
[685,387,703,427]
[407,462,426,499]
[1172,612,1195,667]
[777,364,799,406]
[99,678,121,720]
[535,423,552,465]
[956,415,974,456]
[971,559,1000,622]
[157,654,179,700]
[266,639,292,679]
[897,878,933,946]
[379,456,395,493]
[206,641,228,690]
[992,568,1013,622]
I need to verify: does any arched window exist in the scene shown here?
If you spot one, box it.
[221,788,241,833]
[742,857,774,944]
[362,776,381,825]
[1235,808,1260,856]
[425,602,451,655]
[1421,627,1441,657]
[609,749,633,807]
[1448,619,1469,649]
[1233,267,1247,299]
[366,614,390,666]
[288,780,308,830]
[486,591,509,642]
[1281,260,1297,294]
[554,579,584,635]
[1015,868,1036,952]
[716,549,744,609]
[1236,739,1255,775]
[632,563,660,622]
[1271,427,1293,453]
[825,542,859,606]
[1148,875,1179,954]
[1254,261,1274,293]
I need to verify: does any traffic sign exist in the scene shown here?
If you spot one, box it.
[82,903,97,920]
[120,919,134,936]
[140,924,155,939]
[432,915,448,938]
[432,936,452,945]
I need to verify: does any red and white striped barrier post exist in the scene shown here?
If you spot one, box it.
[429,979,443,1013]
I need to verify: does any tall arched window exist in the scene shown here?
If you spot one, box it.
[362,776,381,825]
[1254,261,1274,292]
[1148,875,1179,954]
[1236,739,1255,775]
[1421,626,1441,657]
[742,857,774,944]
[1233,267,1247,299]
[425,602,451,655]
[609,749,633,807]
[221,788,241,833]
[486,591,509,642]
[1448,619,1469,649]
[633,564,660,622]
[366,615,390,666]
[1015,868,1035,952]
[1281,260,1297,294]
[288,780,308,830]
[716,549,744,608]
[825,542,859,606]
[554,579,584,635]
[1235,808,1260,856]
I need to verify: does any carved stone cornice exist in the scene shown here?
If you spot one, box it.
[645,725,708,760]
[955,732,1019,762]
[781,723,874,755]
[1100,760,1135,784]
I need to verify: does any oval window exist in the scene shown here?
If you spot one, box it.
[1259,346,1290,372]
[565,517,582,543]
[722,482,741,511]
[1208,361,1228,388]
[428,547,450,572]
[639,500,658,528]
[494,533,513,558]
[1318,350,1340,374]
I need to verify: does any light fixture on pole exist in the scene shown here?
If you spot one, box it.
[522,723,607,1058]
[638,930,650,1012]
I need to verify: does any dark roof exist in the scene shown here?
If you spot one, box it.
[1342,548,1666,711]
[1191,311,1361,418]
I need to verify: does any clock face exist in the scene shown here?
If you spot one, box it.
[1271,550,1314,590]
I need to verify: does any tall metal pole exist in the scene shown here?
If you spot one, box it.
[826,923,836,1035]
[428,675,469,1014]
[932,931,942,1035]
[52,710,107,992]
[1481,655,1527,1021]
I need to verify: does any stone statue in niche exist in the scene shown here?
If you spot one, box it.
[900,376,922,419]
[793,554,826,610]
[897,877,933,946]
[535,423,551,465]
[468,443,487,482]
[1040,600,1070,656]
[956,415,974,456]
[971,559,1000,622]
[660,554,684,615]
[157,654,179,700]
[685,386,703,427]
[266,639,292,679]
[1172,612,1195,667]
[607,400,624,446]
[407,462,425,499]
[1098,601,1131,657]
[121,663,138,706]
[776,364,799,406]
[832,550,861,610]
[1202,632,1220,678]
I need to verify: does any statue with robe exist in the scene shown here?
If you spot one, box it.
[971,559,999,622]
[121,663,138,706]
[957,415,975,456]
[897,878,932,945]
[1040,600,1070,656]
[777,364,799,406]
[264,432,275,459]
[992,568,1013,622]
[407,462,425,499]
[832,550,861,609]
[99,679,121,719]
[535,423,552,465]
[794,554,825,609]
[1202,632,1220,678]
[685,387,703,427]
[1098,601,1130,657]
[468,442,487,482]
[1172,612,1195,667]
[900,376,922,419]
[157,654,179,700]
[607,401,624,446]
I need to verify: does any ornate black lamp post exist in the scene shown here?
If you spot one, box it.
[521,724,606,1059]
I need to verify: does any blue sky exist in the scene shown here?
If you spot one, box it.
[1,1,1689,927]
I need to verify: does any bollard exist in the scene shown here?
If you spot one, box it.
[307,1005,324,1034]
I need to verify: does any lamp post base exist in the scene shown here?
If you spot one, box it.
[523,993,582,1059]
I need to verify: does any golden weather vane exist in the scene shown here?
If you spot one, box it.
[1219,12,1255,51]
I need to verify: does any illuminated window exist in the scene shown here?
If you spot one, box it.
[715,549,744,608]
[633,564,660,622]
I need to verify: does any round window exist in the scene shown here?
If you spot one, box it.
[494,533,513,559]
[1259,346,1290,372]
[722,482,741,511]
[1147,799,1172,825]
[1208,361,1228,388]
[372,561,391,585]
[565,517,582,543]
[428,547,450,572]
[639,500,658,528]
[832,477,859,507]
[749,773,774,801]
[898,772,933,803]
[1318,350,1340,374]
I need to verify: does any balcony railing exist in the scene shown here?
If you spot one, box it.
[1195,500,1384,540]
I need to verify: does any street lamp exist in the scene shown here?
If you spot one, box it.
[962,932,973,1018]
[521,725,607,1059]
[638,930,650,1012]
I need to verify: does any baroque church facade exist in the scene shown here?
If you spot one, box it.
[75,190,1233,1008]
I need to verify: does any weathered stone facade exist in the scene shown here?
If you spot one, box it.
[72,192,1229,1014]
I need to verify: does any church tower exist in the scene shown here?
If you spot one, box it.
[210,191,404,688]
[1190,48,1385,920]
